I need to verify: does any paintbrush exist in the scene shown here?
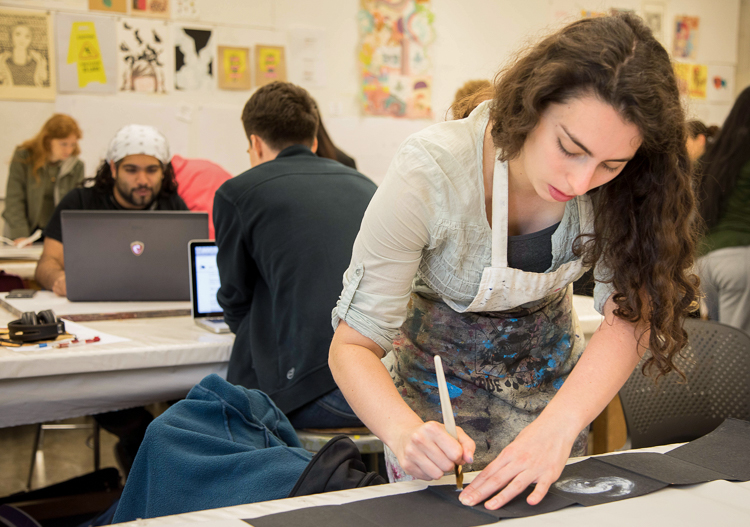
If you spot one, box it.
[434,355,463,490]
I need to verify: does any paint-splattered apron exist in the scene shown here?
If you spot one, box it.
[384,156,591,482]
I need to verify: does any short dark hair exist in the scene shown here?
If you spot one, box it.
[241,82,319,151]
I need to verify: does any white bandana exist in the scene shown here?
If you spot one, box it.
[105,124,170,165]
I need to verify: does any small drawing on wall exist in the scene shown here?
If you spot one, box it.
[218,46,251,90]
[89,0,128,14]
[674,62,707,100]
[117,17,169,93]
[642,3,665,44]
[706,64,734,103]
[57,13,117,93]
[132,0,171,19]
[0,7,55,100]
[174,27,213,91]
[673,15,699,60]
[255,45,287,87]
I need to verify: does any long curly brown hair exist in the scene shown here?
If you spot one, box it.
[489,13,699,378]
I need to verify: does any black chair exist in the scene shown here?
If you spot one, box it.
[619,318,750,449]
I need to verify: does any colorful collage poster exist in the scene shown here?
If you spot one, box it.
[174,27,213,90]
[132,0,171,19]
[218,46,251,90]
[0,8,55,101]
[56,13,117,93]
[89,0,128,14]
[674,62,707,100]
[358,0,435,119]
[117,17,170,93]
[673,16,699,60]
[255,45,287,87]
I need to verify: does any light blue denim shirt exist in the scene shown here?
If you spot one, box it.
[332,101,614,352]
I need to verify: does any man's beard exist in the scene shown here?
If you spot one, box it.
[116,180,157,208]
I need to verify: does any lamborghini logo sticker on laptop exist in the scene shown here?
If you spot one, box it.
[130,241,145,256]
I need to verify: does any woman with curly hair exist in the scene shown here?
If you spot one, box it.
[3,114,83,243]
[329,12,698,510]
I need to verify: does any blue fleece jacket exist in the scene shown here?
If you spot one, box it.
[113,374,313,521]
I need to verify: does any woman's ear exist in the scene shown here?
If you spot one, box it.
[310,136,318,154]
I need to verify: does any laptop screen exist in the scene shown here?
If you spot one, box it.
[191,242,223,316]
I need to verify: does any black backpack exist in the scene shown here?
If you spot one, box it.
[288,435,386,497]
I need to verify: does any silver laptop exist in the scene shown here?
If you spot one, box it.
[188,240,230,333]
[62,210,208,301]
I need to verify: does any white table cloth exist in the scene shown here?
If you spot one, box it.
[0,309,233,428]
[112,445,750,526]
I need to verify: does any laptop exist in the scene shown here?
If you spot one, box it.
[188,240,230,333]
[62,210,208,302]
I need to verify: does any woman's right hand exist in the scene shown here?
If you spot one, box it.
[395,421,475,480]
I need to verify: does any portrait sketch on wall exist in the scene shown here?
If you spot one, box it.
[117,17,170,94]
[0,8,55,101]
[174,26,213,91]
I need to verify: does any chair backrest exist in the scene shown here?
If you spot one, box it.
[619,318,750,449]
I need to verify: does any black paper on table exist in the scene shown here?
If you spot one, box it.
[246,489,500,527]
[547,457,668,507]
[428,484,577,519]
[247,504,378,527]
[665,418,750,481]
[597,452,732,485]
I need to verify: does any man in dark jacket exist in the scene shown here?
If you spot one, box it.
[214,82,377,428]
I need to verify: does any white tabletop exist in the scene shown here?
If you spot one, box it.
[0,290,191,320]
[112,445,750,526]
[0,308,233,428]
[0,245,43,260]
[572,294,602,337]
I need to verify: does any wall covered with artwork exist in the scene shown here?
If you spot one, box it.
[0,0,744,195]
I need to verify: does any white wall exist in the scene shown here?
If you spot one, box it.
[0,0,743,196]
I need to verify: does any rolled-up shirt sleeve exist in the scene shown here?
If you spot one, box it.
[332,138,439,352]
[593,261,617,315]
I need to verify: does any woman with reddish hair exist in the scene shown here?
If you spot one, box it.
[3,114,84,243]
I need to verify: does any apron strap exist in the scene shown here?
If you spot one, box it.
[490,154,509,268]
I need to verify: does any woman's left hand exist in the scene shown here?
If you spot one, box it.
[457,416,578,510]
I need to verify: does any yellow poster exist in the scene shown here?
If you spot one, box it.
[218,46,251,90]
[255,45,286,87]
[689,64,707,100]
[674,63,690,97]
[673,62,707,100]
[67,22,106,87]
